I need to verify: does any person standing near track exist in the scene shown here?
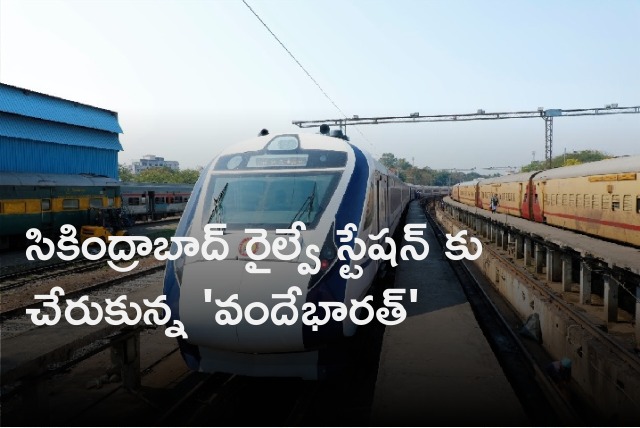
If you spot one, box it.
[490,194,499,213]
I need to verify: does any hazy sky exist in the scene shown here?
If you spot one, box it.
[1,0,639,173]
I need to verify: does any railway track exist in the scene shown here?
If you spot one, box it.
[0,258,107,292]
[423,204,581,425]
[1,263,165,323]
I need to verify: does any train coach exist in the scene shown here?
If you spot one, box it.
[0,172,121,249]
[451,155,640,246]
[120,183,193,222]
[533,156,640,246]
[163,130,411,379]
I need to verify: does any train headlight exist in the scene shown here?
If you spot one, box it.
[308,223,338,289]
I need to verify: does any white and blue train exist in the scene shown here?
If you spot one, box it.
[163,130,411,379]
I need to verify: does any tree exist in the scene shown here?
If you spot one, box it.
[137,167,178,183]
[118,164,135,182]
[177,169,201,184]
[379,153,397,169]
[521,149,609,171]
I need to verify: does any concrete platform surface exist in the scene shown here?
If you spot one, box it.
[371,201,528,426]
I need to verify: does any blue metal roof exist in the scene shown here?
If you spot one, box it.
[0,112,123,151]
[0,83,122,133]
[0,171,120,187]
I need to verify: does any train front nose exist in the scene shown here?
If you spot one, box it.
[179,259,309,353]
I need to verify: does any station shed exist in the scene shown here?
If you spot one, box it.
[0,83,123,179]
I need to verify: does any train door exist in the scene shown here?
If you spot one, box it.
[533,181,544,222]
[147,191,155,220]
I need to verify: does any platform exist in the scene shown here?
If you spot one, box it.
[371,201,528,426]
[445,197,640,275]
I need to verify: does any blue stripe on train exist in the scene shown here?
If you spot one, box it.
[304,144,369,347]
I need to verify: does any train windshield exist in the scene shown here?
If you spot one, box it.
[202,171,341,229]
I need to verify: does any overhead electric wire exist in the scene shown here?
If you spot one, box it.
[241,0,377,155]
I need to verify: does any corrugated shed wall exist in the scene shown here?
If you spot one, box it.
[0,112,122,150]
[0,83,123,178]
[0,84,122,133]
[0,136,118,178]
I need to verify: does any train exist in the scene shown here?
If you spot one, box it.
[163,130,412,379]
[0,173,193,249]
[451,155,640,247]
[0,171,121,249]
[120,183,193,222]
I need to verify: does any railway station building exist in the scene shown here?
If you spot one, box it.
[0,83,123,179]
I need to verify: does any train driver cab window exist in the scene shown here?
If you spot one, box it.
[62,199,79,210]
[90,198,103,208]
[41,199,51,211]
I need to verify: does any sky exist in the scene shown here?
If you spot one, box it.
[1,0,639,173]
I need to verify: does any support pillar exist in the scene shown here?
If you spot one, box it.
[546,249,562,282]
[579,262,592,305]
[501,229,508,251]
[561,254,572,292]
[515,235,524,259]
[535,244,544,274]
[111,332,141,391]
[524,238,533,267]
[603,274,619,323]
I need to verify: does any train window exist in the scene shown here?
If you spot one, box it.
[184,197,189,202]
[128,197,140,205]
[108,198,114,207]
[585,194,591,209]
[175,196,183,203]
[637,196,640,213]
[155,197,165,204]
[41,199,51,211]
[561,194,567,206]
[611,195,620,211]
[203,171,341,229]
[602,194,610,210]
[623,195,631,211]
[592,195,600,209]
[576,194,583,207]
[569,194,575,206]
[90,198,103,208]
[62,199,79,210]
